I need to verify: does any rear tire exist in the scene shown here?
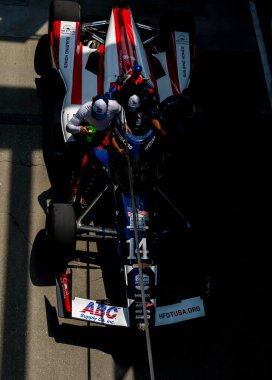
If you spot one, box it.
[159,11,195,34]
[34,34,51,76]
[159,11,195,51]
[49,0,81,32]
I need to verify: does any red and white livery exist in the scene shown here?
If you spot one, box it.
[49,0,196,142]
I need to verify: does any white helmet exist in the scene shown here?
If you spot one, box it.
[127,94,141,112]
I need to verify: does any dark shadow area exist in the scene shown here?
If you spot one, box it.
[0,123,42,379]
[34,35,68,201]
[29,229,55,286]
[37,186,54,213]
[44,288,272,379]
[0,86,43,120]
[191,48,271,265]
[188,47,272,378]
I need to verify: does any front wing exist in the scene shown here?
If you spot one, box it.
[56,272,205,327]
[71,296,205,327]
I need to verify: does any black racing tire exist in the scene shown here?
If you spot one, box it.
[159,11,195,51]
[46,202,76,252]
[159,11,195,34]
[34,34,51,76]
[49,0,81,32]
[113,0,130,8]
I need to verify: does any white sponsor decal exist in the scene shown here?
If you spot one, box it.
[144,135,156,151]
[72,298,130,327]
[175,33,189,44]
[64,36,71,69]
[135,274,150,290]
[61,24,76,35]
[155,297,205,326]
[175,31,190,87]
[59,22,76,71]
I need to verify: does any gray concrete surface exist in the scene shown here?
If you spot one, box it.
[0,1,271,380]
[0,1,108,379]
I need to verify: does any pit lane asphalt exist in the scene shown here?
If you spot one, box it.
[0,1,271,379]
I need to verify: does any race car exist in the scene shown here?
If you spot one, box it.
[40,0,206,331]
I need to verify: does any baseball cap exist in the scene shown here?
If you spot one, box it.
[91,98,108,120]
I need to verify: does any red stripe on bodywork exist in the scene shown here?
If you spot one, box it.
[113,7,137,74]
[166,32,181,95]
[98,44,105,94]
[71,22,82,104]
[51,21,61,69]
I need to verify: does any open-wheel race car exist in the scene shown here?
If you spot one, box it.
[41,0,206,331]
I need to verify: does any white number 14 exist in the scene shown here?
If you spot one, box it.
[126,238,149,260]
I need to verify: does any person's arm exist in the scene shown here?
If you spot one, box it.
[112,123,131,153]
[113,100,122,115]
[112,135,125,154]
[151,118,168,138]
[125,122,132,134]
[66,103,91,135]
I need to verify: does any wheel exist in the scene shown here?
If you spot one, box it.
[159,10,195,35]
[34,34,52,76]
[46,202,76,252]
[49,0,81,32]
[113,0,130,8]
[159,11,195,51]
[40,68,66,191]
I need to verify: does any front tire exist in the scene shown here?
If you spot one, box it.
[46,202,76,253]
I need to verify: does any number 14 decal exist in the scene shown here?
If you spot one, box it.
[126,238,149,260]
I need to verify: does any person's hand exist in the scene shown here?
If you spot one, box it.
[117,147,125,154]
[80,126,88,135]
[160,128,168,138]
[112,136,125,154]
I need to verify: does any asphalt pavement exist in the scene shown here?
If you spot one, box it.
[0,1,271,379]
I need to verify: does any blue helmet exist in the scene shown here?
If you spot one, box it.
[133,63,142,76]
